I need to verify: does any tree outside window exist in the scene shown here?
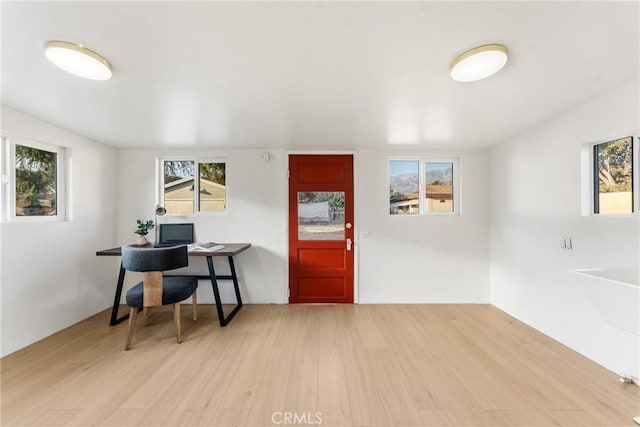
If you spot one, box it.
[15,144,57,216]
[594,136,633,214]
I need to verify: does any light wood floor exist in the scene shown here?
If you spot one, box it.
[1,304,638,426]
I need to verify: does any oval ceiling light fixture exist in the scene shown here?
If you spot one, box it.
[44,40,112,80]
[450,44,508,82]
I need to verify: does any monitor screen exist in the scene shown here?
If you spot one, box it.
[158,223,194,245]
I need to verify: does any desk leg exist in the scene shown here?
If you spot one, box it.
[206,256,225,326]
[206,255,243,327]
[228,255,243,308]
[110,263,129,326]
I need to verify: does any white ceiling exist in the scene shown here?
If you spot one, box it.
[2,1,638,149]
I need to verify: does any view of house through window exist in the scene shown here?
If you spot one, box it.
[199,162,226,212]
[163,160,226,214]
[425,162,454,213]
[390,160,456,215]
[594,136,633,214]
[15,144,58,216]
[389,160,419,215]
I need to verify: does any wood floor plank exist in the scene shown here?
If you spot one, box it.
[316,307,353,427]
[2,304,638,426]
[282,306,319,416]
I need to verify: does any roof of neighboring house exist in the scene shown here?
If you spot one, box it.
[165,176,225,189]
[426,185,453,199]
[390,185,453,203]
[165,177,225,200]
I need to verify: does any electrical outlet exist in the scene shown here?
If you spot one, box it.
[561,236,573,250]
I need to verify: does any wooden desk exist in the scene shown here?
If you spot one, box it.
[97,243,251,327]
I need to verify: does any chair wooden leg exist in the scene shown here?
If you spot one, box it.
[173,303,182,344]
[124,307,138,351]
[192,291,198,322]
[143,307,149,326]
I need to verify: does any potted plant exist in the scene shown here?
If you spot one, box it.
[134,219,154,246]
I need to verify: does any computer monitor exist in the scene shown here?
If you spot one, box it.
[158,223,194,246]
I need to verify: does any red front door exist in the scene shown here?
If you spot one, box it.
[288,155,354,303]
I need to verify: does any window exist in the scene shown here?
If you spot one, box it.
[389,160,419,215]
[425,162,455,213]
[298,191,345,240]
[389,159,458,215]
[593,136,634,214]
[160,159,226,214]
[1,136,66,221]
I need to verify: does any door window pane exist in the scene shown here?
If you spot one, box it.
[425,162,454,213]
[15,144,57,216]
[594,136,633,214]
[298,192,344,240]
[389,160,419,215]
[199,162,226,212]
[164,160,195,214]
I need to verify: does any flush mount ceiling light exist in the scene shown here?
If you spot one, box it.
[44,41,112,80]
[450,44,508,82]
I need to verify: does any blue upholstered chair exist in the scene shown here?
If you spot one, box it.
[121,245,198,350]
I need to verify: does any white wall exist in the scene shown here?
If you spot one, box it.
[357,149,490,303]
[489,77,640,381]
[116,148,490,306]
[0,105,118,357]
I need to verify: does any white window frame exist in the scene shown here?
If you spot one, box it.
[389,157,460,216]
[582,133,639,216]
[1,135,66,222]
[157,157,228,215]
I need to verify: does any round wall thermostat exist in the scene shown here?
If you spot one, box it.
[260,152,273,161]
